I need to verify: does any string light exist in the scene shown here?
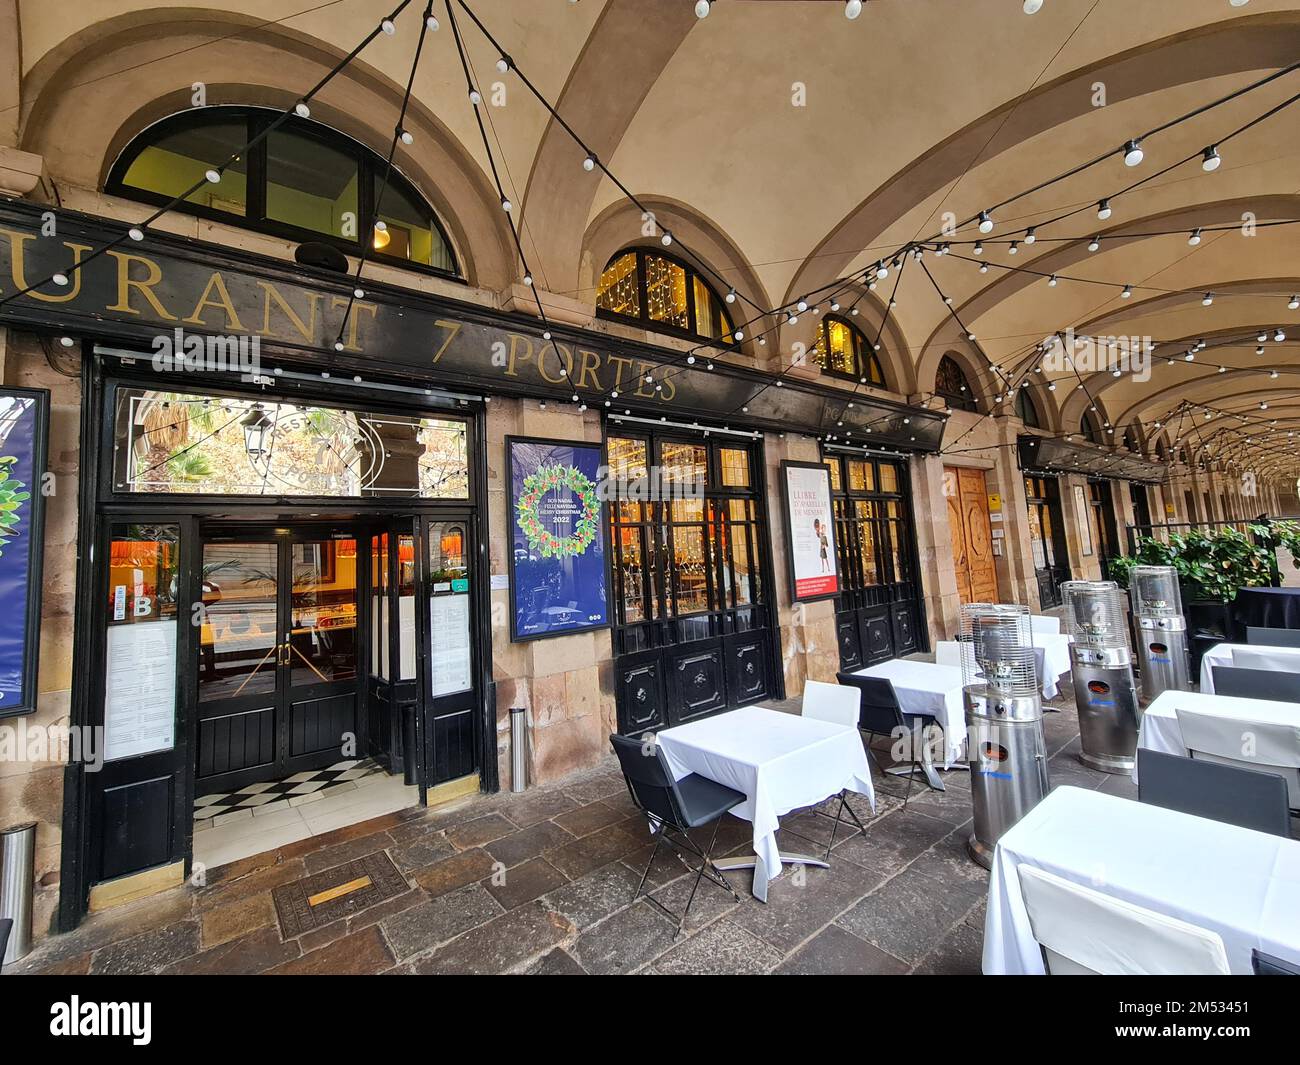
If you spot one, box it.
[1122,139,1144,166]
[1088,237,1100,252]
[1097,199,1112,220]
[695,0,710,17]
[978,211,994,234]
[1202,145,1221,171]
[1023,0,1043,12]
[845,0,863,17]
[1188,228,1202,245]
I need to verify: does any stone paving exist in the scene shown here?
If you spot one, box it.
[12,685,1135,976]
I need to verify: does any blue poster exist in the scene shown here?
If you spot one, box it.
[508,438,608,640]
[0,388,46,717]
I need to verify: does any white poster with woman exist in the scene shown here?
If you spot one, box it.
[781,461,839,601]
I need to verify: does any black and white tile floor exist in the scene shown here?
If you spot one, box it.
[193,759,386,829]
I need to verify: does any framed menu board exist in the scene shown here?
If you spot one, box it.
[780,460,839,603]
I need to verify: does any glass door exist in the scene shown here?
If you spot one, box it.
[195,529,359,794]
[422,516,478,786]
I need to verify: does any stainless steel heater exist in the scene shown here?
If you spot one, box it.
[1130,564,1191,700]
[1063,580,1141,773]
[960,603,1050,870]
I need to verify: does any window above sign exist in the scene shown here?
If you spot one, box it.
[107,106,459,277]
[111,386,469,499]
[935,354,977,412]
[595,248,736,346]
[811,315,884,385]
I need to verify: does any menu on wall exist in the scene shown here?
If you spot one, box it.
[430,595,472,697]
[104,619,177,761]
[781,461,839,602]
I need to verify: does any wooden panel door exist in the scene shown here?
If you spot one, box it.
[944,466,1000,604]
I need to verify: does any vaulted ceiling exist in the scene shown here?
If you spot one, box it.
[9,0,1300,484]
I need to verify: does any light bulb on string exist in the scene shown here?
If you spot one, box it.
[1188,229,1202,246]
[973,241,983,255]
[695,0,710,17]
[1122,139,1144,166]
[1024,228,1036,245]
[1097,199,1112,220]
[1023,0,1043,12]
[1202,145,1221,171]
[845,0,863,17]
[1202,292,1214,306]
[978,211,993,234]
[1088,237,1100,252]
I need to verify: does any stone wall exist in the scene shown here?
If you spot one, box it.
[0,329,80,940]
[763,433,838,698]
[484,399,615,790]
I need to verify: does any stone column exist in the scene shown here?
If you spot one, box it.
[763,433,838,696]
[485,399,614,787]
[912,452,961,640]
[1059,472,1101,580]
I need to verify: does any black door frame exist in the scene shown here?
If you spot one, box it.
[193,522,366,796]
[59,352,493,931]
[1024,472,1071,609]
[607,425,782,734]
[822,447,927,671]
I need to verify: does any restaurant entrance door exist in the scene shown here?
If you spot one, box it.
[824,450,924,671]
[195,525,361,795]
[607,431,778,734]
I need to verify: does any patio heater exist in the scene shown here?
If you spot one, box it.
[959,603,1050,870]
[1063,580,1140,774]
[1129,565,1191,700]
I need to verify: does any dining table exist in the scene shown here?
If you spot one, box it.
[654,704,875,903]
[983,786,1300,975]
[852,658,966,787]
[1198,641,1300,693]
[1133,688,1300,783]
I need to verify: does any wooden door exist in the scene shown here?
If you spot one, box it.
[944,466,999,604]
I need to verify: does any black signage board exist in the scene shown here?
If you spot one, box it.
[0,200,946,450]
[1019,434,1168,484]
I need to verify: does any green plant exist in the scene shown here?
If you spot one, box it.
[1110,522,1293,602]
[0,455,31,559]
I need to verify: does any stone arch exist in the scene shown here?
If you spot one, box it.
[19,8,515,289]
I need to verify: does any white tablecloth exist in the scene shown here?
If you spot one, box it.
[854,659,966,762]
[1134,689,1300,783]
[1199,642,1300,693]
[1034,633,1073,700]
[655,705,874,887]
[984,786,1300,975]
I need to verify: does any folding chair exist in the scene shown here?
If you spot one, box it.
[609,734,744,934]
[836,672,930,804]
[797,680,869,858]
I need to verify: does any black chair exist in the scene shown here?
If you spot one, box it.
[610,734,744,933]
[1253,948,1300,975]
[1214,665,1300,702]
[836,672,930,804]
[1137,749,1292,838]
[1247,626,1300,648]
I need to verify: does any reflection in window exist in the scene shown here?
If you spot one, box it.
[113,387,469,499]
[595,248,735,345]
[109,106,457,274]
[811,315,884,384]
[119,117,249,215]
[265,127,358,239]
[719,448,750,487]
[289,539,358,686]
[936,354,977,412]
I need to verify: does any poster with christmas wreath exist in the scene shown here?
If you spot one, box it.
[506,437,609,641]
[0,387,49,718]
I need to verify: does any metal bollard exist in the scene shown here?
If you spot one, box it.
[510,706,528,793]
[1,822,36,965]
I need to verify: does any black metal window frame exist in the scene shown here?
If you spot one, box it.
[813,314,885,386]
[105,105,461,281]
[595,247,740,349]
[1015,387,1041,428]
[101,369,475,508]
[606,430,768,654]
[1080,410,1105,444]
[935,354,977,412]
[822,452,918,605]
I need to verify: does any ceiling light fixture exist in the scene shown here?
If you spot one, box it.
[1201,145,1221,171]
[1097,199,1112,220]
[978,211,993,234]
[1122,139,1144,167]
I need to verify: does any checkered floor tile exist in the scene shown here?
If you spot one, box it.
[194,759,386,821]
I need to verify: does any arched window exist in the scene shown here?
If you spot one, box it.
[1122,427,1140,453]
[1080,411,1104,444]
[595,249,736,345]
[107,106,458,275]
[811,315,885,385]
[1155,439,1168,462]
[1015,388,1041,429]
[935,354,976,412]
